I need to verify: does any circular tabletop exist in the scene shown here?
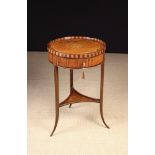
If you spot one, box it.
[48,36,106,69]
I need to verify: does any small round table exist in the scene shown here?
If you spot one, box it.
[47,36,109,136]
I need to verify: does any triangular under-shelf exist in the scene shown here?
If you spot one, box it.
[59,88,100,107]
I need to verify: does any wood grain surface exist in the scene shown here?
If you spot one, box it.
[48,36,106,68]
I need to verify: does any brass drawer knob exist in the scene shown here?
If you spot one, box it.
[83,62,86,67]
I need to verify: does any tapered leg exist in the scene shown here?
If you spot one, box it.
[100,63,110,129]
[69,69,73,108]
[50,66,59,136]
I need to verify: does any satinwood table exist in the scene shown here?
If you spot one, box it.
[47,36,109,136]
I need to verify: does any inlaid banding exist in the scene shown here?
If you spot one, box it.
[47,36,106,59]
